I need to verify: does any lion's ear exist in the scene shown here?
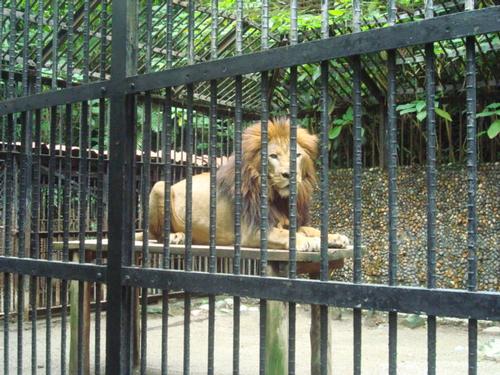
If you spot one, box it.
[297,128,318,159]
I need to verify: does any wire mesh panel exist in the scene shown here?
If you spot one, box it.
[0,1,499,375]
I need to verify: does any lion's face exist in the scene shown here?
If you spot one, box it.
[216,118,318,230]
[268,141,307,198]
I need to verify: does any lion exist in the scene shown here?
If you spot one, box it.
[143,118,349,252]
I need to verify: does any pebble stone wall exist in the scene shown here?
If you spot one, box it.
[310,163,499,291]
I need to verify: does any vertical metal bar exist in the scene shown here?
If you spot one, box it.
[46,1,59,373]
[30,1,44,374]
[319,3,331,374]
[106,0,137,374]
[184,83,194,375]
[207,1,218,374]
[95,1,107,372]
[387,2,398,374]
[3,2,17,372]
[161,2,173,372]
[77,2,91,374]
[319,0,330,278]
[424,2,437,374]
[140,1,153,373]
[464,2,478,374]
[3,123,13,375]
[233,3,243,374]
[288,0,299,373]
[183,4,195,374]
[62,2,75,372]
[17,106,29,373]
[161,87,172,375]
[18,1,32,373]
[352,2,363,374]
[259,1,270,373]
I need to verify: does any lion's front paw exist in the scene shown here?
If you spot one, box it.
[169,232,185,245]
[296,236,321,252]
[328,233,350,248]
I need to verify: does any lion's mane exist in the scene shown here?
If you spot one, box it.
[217,118,318,233]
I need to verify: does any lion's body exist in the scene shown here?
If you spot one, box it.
[145,118,349,251]
[149,175,236,245]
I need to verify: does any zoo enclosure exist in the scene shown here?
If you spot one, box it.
[0,1,499,375]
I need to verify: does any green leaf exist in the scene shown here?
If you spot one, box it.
[396,103,416,111]
[328,9,345,16]
[476,110,499,118]
[485,102,500,110]
[415,100,426,113]
[399,108,417,115]
[328,99,335,115]
[487,120,500,139]
[416,111,427,122]
[328,126,342,140]
[343,107,353,122]
[435,107,452,122]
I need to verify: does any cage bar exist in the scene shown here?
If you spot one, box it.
[424,1,438,373]
[288,0,299,372]
[207,1,218,374]
[139,1,154,373]
[30,1,45,373]
[95,1,108,373]
[2,1,16,368]
[182,1,195,373]
[16,1,32,373]
[161,2,174,373]
[352,1,363,374]
[319,2,331,375]
[161,86,173,375]
[465,1,478,374]
[233,2,244,374]
[386,1,398,374]
[106,0,137,374]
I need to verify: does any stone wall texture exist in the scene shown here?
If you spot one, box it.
[310,163,499,291]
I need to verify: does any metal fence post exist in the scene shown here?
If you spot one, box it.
[106,1,137,375]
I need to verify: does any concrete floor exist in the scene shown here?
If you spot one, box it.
[1,298,499,374]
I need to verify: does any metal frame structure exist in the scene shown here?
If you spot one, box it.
[1,1,499,375]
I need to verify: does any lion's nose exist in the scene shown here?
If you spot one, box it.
[281,172,290,179]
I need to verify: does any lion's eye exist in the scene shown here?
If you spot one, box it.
[297,153,302,158]
[269,154,278,159]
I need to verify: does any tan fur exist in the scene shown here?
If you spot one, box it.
[143,118,349,252]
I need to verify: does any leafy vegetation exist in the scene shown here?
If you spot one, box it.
[477,103,500,139]
[0,0,497,167]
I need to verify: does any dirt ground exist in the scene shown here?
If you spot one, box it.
[1,297,499,374]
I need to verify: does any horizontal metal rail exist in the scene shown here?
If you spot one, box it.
[121,267,500,321]
[1,6,499,116]
[0,80,110,115]
[0,256,106,282]
[1,256,498,320]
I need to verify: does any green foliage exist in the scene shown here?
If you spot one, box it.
[487,120,500,139]
[477,103,500,139]
[328,106,365,140]
[396,100,452,123]
[329,107,352,140]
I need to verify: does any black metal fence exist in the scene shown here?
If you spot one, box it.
[0,1,499,375]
